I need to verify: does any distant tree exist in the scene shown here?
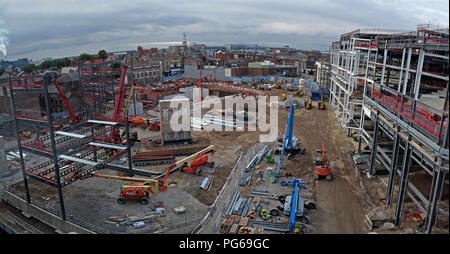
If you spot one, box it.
[79,53,94,62]
[37,57,72,70]
[98,49,107,59]
[0,68,4,76]
[39,60,51,70]
[23,64,36,73]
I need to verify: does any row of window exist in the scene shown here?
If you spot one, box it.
[134,72,161,78]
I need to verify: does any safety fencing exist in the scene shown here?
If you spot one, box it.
[371,90,447,138]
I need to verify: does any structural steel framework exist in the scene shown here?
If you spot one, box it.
[330,25,449,233]
[8,72,134,221]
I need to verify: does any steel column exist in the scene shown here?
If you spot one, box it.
[125,113,133,177]
[394,134,412,225]
[8,77,31,203]
[386,130,400,205]
[43,74,66,220]
[368,114,379,176]
[425,169,445,234]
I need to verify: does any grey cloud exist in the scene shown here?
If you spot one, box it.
[1,0,448,59]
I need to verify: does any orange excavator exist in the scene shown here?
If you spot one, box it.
[314,142,332,181]
[156,145,216,191]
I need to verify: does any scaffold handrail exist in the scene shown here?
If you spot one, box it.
[371,90,447,137]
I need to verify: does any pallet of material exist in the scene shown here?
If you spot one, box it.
[229,224,240,234]
[239,216,249,227]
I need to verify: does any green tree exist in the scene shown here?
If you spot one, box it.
[39,60,51,70]
[23,64,36,73]
[79,53,94,62]
[0,68,4,76]
[98,49,107,59]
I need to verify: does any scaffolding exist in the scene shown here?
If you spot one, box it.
[331,25,449,234]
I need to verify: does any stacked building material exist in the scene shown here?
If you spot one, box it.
[200,176,215,191]
[131,155,176,166]
[238,172,252,186]
[244,145,269,172]
[247,219,289,232]
[250,189,269,198]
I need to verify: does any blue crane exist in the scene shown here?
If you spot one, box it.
[289,179,300,232]
[276,104,305,177]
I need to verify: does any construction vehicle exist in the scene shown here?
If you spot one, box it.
[53,78,78,124]
[82,173,159,205]
[275,83,282,89]
[19,130,32,139]
[281,94,287,101]
[318,94,326,110]
[295,90,304,97]
[284,179,309,232]
[148,121,160,131]
[107,64,128,144]
[155,145,216,191]
[304,97,312,109]
[314,143,332,181]
[275,104,306,177]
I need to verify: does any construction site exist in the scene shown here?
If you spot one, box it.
[0,25,448,235]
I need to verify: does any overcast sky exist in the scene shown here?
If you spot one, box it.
[0,0,448,60]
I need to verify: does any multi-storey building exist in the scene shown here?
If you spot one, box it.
[330,24,449,234]
[131,60,162,85]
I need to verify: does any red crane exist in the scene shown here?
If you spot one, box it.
[108,64,128,143]
[52,78,78,123]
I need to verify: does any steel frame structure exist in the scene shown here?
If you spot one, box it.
[331,25,449,233]
[8,72,135,221]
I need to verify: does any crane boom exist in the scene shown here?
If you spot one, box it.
[113,64,128,122]
[53,78,77,123]
[123,83,136,117]
[321,143,327,166]
[276,104,294,177]
[155,145,216,190]
[86,172,159,195]
[289,179,300,232]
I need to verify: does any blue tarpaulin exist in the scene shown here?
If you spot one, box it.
[162,74,184,81]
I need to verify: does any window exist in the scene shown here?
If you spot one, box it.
[162,109,169,120]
